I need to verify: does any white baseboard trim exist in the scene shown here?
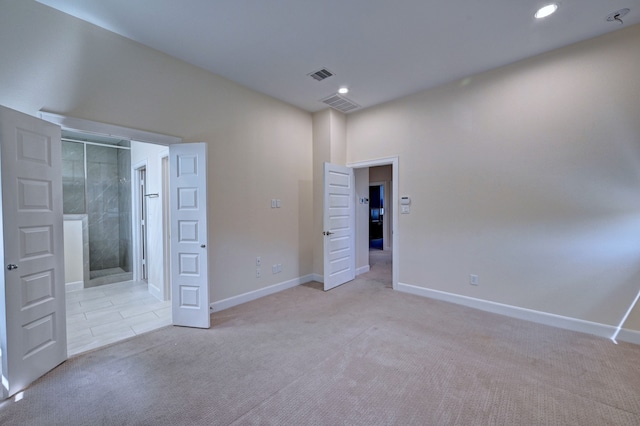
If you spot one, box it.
[397,282,622,342]
[211,274,314,313]
[65,281,84,292]
[356,265,370,276]
[148,283,163,301]
[312,273,323,283]
[617,329,640,345]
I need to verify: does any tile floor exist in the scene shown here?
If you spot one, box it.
[66,280,171,356]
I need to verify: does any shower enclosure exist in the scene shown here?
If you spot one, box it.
[62,131,132,287]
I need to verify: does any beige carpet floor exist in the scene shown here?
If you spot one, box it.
[1,250,639,425]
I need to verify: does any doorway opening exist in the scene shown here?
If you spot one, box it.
[62,131,133,287]
[349,157,399,290]
[369,183,384,250]
[61,131,172,356]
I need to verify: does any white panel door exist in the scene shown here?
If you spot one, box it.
[323,163,355,291]
[0,105,66,398]
[170,143,209,328]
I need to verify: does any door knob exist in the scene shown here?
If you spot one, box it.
[7,264,18,270]
[200,244,206,248]
[323,231,334,236]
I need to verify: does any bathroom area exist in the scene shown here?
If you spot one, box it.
[62,131,173,355]
[62,130,133,289]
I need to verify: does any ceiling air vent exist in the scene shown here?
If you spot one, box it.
[320,94,360,113]
[308,68,334,81]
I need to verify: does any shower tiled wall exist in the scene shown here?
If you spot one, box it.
[62,139,133,287]
[62,141,86,214]
[85,145,132,274]
[87,145,118,270]
[62,142,132,280]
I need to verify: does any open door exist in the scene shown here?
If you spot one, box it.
[323,163,355,291]
[170,143,209,328]
[0,105,67,398]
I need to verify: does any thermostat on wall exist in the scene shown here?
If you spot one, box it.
[401,196,411,214]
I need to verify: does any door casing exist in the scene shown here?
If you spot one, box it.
[132,162,148,282]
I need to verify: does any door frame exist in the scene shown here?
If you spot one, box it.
[160,150,171,301]
[132,161,149,282]
[347,157,399,290]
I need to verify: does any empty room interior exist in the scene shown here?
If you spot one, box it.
[1,0,640,424]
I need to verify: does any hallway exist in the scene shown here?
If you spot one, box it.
[366,249,392,287]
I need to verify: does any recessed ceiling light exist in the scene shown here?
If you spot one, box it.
[535,4,558,19]
[338,87,349,94]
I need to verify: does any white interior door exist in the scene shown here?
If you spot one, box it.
[170,142,209,328]
[323,162,355,291]
[0,105,66,398]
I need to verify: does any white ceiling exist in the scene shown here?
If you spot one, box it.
[36,0,640,113]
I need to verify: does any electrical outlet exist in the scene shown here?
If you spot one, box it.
[277,263,282,273]
[470,274,479,286]
[256,268,261,278]
[272,264,278,274]
[256,256,261,266]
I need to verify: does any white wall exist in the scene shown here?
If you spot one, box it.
[347,24,640,334]
[0,0,313,304]
[63,220,83,288]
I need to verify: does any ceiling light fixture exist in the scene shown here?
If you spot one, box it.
[535,4,558,19]
[338,87,349,94]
